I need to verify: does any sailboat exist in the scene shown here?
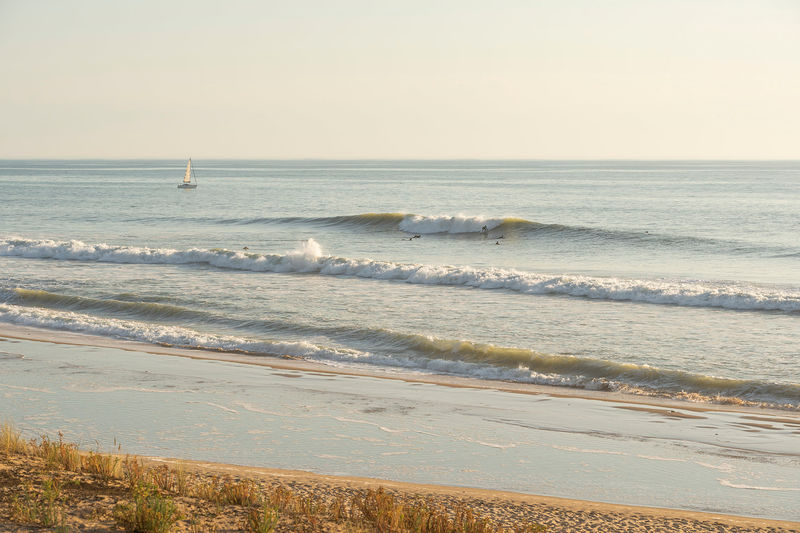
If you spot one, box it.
[177,158,198,189]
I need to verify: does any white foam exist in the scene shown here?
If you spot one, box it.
[186,401,239,414]
[696,462,735,473]
[0,383,53,393]
[0,302,364,362]
[2,300,799,409]
[231,401,284,417]
[0,300,583,389]
[3,236,798,312]
[398,214,505,234]
[636,455,686,462]
[67,385,190,394]
[551,445,626,455]
[718,479,800,491]
[463,437,518,449]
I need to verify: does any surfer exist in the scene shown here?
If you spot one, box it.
[481,225,488,234]
[242,246,249,250]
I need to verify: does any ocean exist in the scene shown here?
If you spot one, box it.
[1,160,799,409]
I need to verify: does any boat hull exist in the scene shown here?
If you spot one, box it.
[177,184,197,189]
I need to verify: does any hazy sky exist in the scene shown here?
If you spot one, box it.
[1,0,798,159]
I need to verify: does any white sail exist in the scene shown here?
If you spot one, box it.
[183,159,192,183]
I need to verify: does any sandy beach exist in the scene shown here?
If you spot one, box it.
[2,435,799,532]
[2,324,800,531]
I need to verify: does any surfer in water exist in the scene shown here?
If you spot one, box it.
[481,225,488,234]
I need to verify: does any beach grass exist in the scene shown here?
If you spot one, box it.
[113,481,183,533]
[244,504,280,533]
[11,477,68,530]
[1,421,29,455]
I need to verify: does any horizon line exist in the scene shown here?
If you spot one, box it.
[1,157,799,162]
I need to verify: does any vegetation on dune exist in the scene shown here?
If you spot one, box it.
[0,422,547,532]
[113,481,183,533]
[11,477,69,531]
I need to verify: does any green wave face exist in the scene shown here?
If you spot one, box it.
[7,288,203,321]
[3,286,799,410]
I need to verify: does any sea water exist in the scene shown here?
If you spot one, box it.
[1,160,798,408]
[2,160,799,518]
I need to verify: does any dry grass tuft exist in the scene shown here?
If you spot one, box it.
[347,487,547,533]
[38,432,82,471]
[123,456,149,488]
[219,480,262,507]
[113,481,183,533]
[244,503,280,533]
[0,421,30,455]
[83,450,123,481]
[11,477,68,530]
[150,464,178,493]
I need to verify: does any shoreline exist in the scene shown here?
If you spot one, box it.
[0,322,793,418]
[3,322,800,530]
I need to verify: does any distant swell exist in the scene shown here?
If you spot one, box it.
[0,302,798,410]
[206,212,793,254]
[216,212,633,239]
[2,237,799,313]
[223,213,528,234]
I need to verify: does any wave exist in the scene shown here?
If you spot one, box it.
[1,301,798,410]
[196,212,796,255]
[214,212,607,238]
[2,237,799,313]
[0,288,204,322]
[213,211,557,236]
[218,212,520,234]
[397,214,526,234]
[0,302,367,363]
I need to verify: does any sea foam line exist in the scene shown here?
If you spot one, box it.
[2,237,800,313]
[1,302,798,409]
[0,301,364,362]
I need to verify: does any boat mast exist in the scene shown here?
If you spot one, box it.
[183,159,193,184]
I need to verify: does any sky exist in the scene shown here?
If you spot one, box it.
[1,0,799,159]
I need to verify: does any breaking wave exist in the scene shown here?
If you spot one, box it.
[201,212,794,254]
[220,212,526,234]
[2,237,799,313]
[0,301,798,409]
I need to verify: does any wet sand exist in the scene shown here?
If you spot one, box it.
[2,323,799,531]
